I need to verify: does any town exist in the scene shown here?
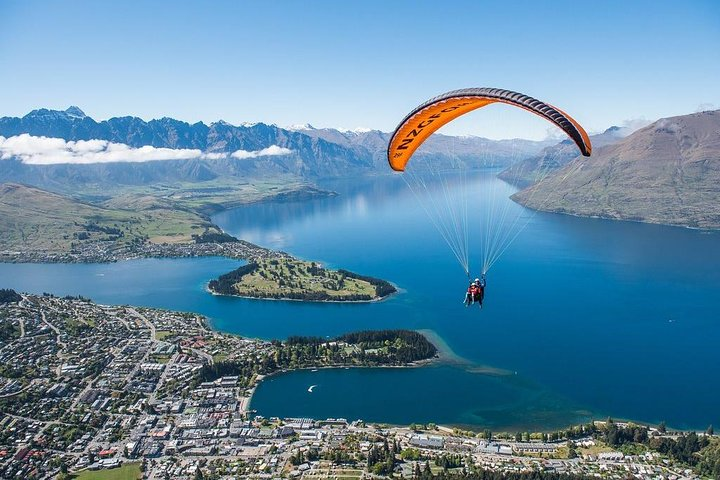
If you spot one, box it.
[0,292,717,479]
[0,237,285,265]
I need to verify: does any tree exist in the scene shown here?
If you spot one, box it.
[658,421,667,433]
[567,441,578,459]
[402,448,421,461]
[515,432,522,442]
[707,425,714,436]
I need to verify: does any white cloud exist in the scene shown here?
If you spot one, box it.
[230,145,293,159]
[696,103,715,113]
[201,152,228,160]
[620,117,653,134]
[0,134,292,165]
[655,118,681,134]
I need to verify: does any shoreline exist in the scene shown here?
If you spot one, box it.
[511,195,720,232]
[0,182,332,265]
[244,359,439,415]
[205,282,399,304]
[416,328,514,377]
[206,258,398,305]
[243,330,513,416]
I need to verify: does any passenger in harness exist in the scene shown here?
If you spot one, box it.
[464,275,486,308]
[464,282,478,306]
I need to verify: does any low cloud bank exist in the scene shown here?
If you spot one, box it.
[0,134,292,165]
[231,145,293,159]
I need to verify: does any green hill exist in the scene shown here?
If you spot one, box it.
[0,183,219,254]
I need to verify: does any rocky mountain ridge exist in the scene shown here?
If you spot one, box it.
[0,107,553,191]
[513,110,720,229]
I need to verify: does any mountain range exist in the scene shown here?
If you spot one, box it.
[2,106,718,230]
[0,107,552,191]
[513,110,720,229]
[498,125,630,186]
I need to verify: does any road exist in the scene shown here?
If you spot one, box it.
[126,307,156,340]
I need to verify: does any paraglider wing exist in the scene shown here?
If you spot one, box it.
[387,88,592,172]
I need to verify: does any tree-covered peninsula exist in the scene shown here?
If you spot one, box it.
[199,329,438,384]
[208,257,396,301]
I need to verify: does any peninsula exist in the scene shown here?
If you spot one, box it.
[0,181,325,264]
[0,182,400,302]
[208,257,397,302]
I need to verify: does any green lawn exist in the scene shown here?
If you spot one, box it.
[0,184,216,252]
[1,178,326,256]
[154,330,172,341]
[212,352,229,363]
[72,462,141,480]
[232,258,376,299]
[150,354,173,364]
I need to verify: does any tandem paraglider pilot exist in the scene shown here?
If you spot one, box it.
[387,87,591,310]
[464,274,486,308]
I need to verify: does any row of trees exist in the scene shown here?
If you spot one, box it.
[242,289,375,301]
[412,469,594,480]
[192,230,239,244]
[435,454,465,469]
[197,330,438,387]
[207,263,259,294]
[339,330,438,363]
[83,222,124,236]
[596,420,719,477]
[289,448,319,465]
[367,439,399,475]
[600,421,647,446]
[282,330,438,366]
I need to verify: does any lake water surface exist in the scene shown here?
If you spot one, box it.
[2,172,719,431]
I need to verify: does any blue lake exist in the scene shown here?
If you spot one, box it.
[2,172,719,431]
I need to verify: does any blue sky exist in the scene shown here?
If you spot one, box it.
[1,0,719,139]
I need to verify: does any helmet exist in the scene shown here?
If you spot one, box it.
[474,278,480,282]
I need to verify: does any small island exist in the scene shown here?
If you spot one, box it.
[208,257,397,302]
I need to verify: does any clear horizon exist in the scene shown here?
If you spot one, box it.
[1,0,719,140]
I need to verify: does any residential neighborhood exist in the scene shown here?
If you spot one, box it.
[0,238,286,264]
[0,294,715,479]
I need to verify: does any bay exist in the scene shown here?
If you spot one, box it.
[2,172,719,430]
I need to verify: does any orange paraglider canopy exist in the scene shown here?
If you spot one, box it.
[387,88,592,172]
